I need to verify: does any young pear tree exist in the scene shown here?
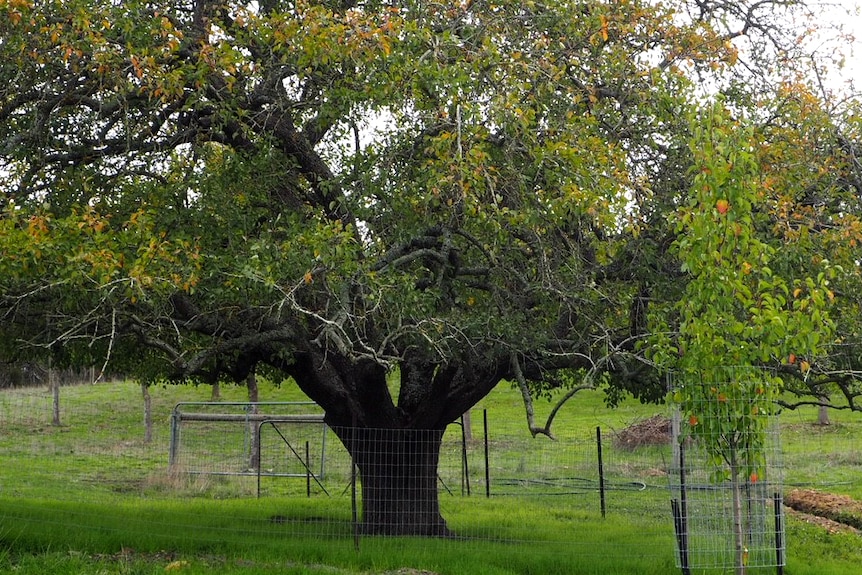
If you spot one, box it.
[654,102,836,573]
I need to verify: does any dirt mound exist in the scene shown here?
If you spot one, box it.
[785,507,859,535]
[785,489,862,532]
[613,414,672,450]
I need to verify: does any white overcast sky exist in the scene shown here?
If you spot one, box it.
[815,0,861,98]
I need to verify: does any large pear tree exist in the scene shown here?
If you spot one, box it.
[0,0,846,535]
[756,90,862,416]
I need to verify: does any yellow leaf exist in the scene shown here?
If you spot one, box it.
[600,15,609,41]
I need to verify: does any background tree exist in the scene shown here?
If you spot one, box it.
[756,91,862,417]
[0,0,852,535]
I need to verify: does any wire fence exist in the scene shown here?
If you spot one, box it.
[1,380,861,566]
[164,400,675,521]
[668,403,785,572]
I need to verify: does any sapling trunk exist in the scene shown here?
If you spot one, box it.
[730,447,746,575]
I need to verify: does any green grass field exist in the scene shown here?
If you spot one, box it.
[1,378,861,574]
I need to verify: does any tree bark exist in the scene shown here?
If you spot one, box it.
[334,426,451,537]
[817,395,830,426]
[142,381,153,444]
[247,371,260,470]
[49,361,61,427]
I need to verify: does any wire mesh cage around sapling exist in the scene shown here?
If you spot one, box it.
[668,371,785,573]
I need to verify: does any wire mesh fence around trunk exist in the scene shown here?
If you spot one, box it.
[669,378,785,574]
[332,426,451,537]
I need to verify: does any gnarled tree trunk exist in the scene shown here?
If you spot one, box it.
[333,426,451,537]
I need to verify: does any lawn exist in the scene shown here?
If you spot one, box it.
[1,378,861,574]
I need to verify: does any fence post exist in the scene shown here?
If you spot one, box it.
[50,362,61,427]
[483,409,490,498]
[677,441,691,575]
[320,422,328,479]
[774,492,784,575]
[460,414,471,496]
[257,421,263,498]
[596,426,606,518]
[350,419,360,551]
[168,406,181,468]
[671,499,691,575]
[306,440,311,497]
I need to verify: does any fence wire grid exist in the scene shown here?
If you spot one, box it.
[1,380,860,568]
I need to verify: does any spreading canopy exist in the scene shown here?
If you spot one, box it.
[3,0,859,537]
[0,0,856,426]
[0,0,675,413]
